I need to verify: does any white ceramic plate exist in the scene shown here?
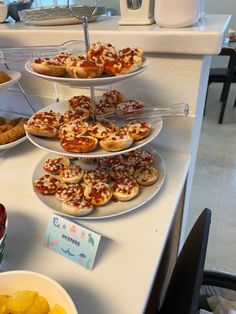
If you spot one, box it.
[25,58,148,87]
[25,100,163,158]
[0,111,28,151]
[32,145,166,219]
[0,71,21,93]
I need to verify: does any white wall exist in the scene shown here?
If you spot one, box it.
[205,0,236,67]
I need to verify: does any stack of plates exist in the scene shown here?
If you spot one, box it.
[19,5,107,26]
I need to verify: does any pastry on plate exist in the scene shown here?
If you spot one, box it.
[121,120,151,141]
[60,164,84,184]
[68,95,93,114]
[62,197,94,216]
[43,156,70,175]
[104,47,144,76]
[83,167,110,185]
[66,56,104,78]
[55,182,84,202]
[99,130,133,152]
[60,135,98,153]
[58,119,89,140]
[84,182,112,206]
[127,150,155,168]
[31,58,66,77]
[99,155,123,169]
[24,110,63,138]
[63,109,90,122]
[87,119,119,140]
[116,99,144,116]
[33,174,61,195]
[96,89,125,117]
[112,176,139,201]
[109,162,134,180]
[134,166,159,186]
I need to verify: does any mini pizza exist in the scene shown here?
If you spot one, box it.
[60,164,84,183]
[109,162,134,180]
[112,177,139,201]
[83,167,110,185]
[96,90,124,117]
[127,150,154,168]
[24,110,63,138]
[99,130,133,152]
[116,99,144,116]
[99,155,123,169]
[55,182,84,202]
[58,119,89,140]
[104,47,144,76]
[62,197,94,216]
[63,109,90,122]
[99,89,125,107]
[60,136,98,153]
[134,166,159,186]
[95,101,116,117]
[68,95,93,114]
[24,120,58,138]
[66,57,104,78]
[43,156,70,175]
[121,120,151,141]
[29,110,64,128]
[33,174,61,195]
[31,58,66,77]
[87,119,119,140]
[87,42,118,66]
[84,182,112,206]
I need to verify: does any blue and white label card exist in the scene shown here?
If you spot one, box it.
[44,214,101,270]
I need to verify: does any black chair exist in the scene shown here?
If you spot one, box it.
[205,44,236,124]
[205,66,236,123]
[146,208,236,314]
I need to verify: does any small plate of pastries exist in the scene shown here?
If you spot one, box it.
[0,111,29,150]
[24,91,163,158]
[32,145,166,219]
[25,41,148,87]
[0,70,21,93]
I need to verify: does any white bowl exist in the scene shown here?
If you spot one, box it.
[0,270,78,313]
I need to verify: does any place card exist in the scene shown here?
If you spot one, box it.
[44,213,101,270]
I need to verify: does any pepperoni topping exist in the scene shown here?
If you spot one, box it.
[43,156,70,175]
[68,95,92,113]
[109,162,134,180]
[127,150,154,167]
[30,111,63,127]
[87,119,119,139]
[112,177,139,195]
[83,167,110,185]
[60,165,84,181]
[56,182,84,202]
[84,182,112,205]
[33,174,61,195]
[58,119,88,140]
[99,155,123,169]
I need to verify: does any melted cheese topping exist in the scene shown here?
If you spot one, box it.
[33,174,60,194]
[43,156,70,175]
[56,182,84,202]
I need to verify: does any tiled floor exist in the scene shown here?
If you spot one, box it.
[186,83,236,273]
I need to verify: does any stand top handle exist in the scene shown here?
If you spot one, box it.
[67,0,99,51]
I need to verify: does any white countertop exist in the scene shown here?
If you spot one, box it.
[1,138,189,314]
[0,14,231,55]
